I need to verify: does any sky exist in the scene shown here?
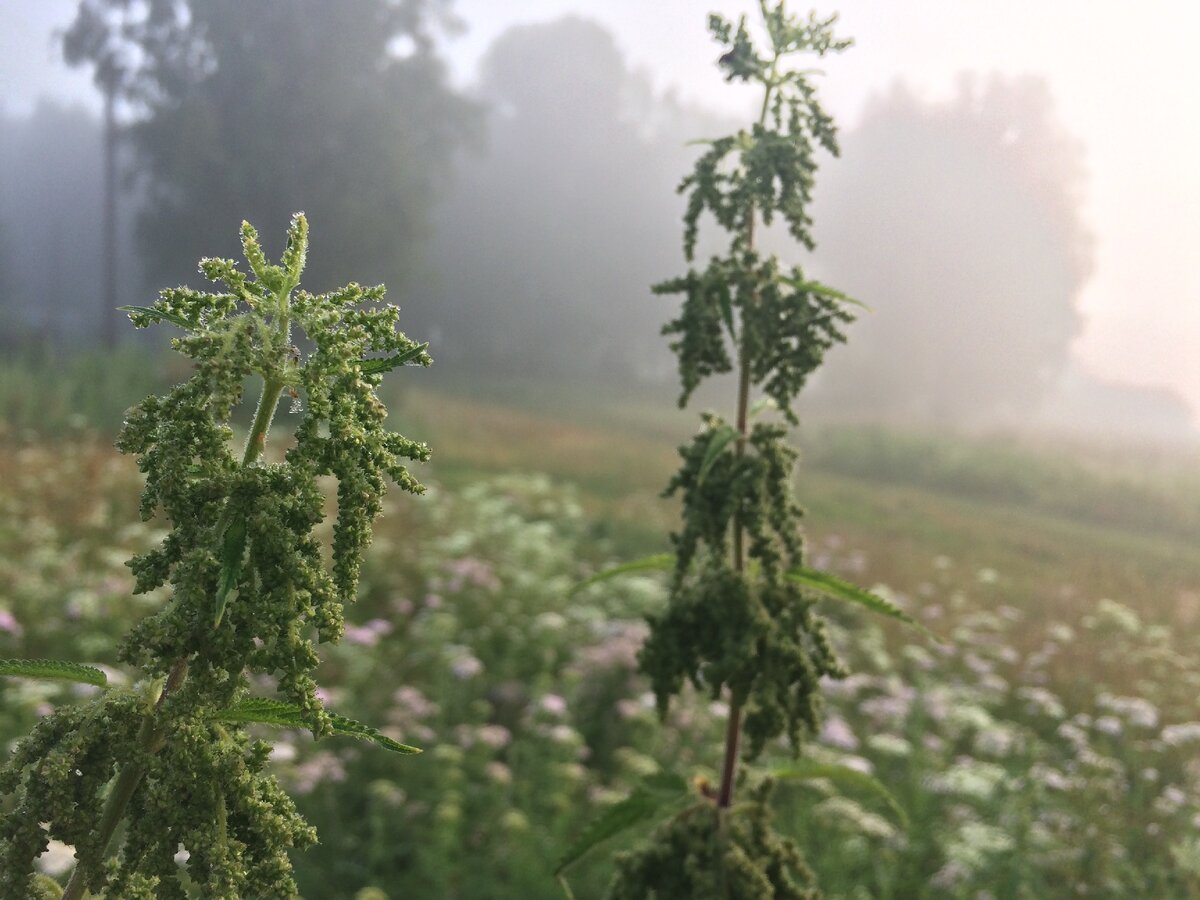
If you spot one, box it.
[5,0,1199,419]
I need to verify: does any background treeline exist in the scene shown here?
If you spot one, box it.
[1,0,1192,438]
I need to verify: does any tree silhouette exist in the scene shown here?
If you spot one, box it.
[423,16,731,377]
[62,0,478,297]
[812,75,1094,425]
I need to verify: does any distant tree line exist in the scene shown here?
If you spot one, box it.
[3,1,1135,429]
[0,101,136,349]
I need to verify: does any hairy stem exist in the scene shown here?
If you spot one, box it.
[242,376,285,466]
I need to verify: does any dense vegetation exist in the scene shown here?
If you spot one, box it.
[0,217,433,898]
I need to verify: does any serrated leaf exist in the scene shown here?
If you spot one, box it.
[359,343,430,375]
[0,659,108,688]
[640,770,690,796]
[554,776,691,876]
[118,305,193,329]
[786,567,936,638]
[213,517,247,627]
[717,284,736,340]
[778,276,870,311]
[569,554,674,596]
[697,424,738,485]
[212,698,420,754]
[771,761,909,830]
[749,396,778,418]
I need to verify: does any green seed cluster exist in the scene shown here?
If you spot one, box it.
[609,778,817,899]
[641,559,845,760]
[626,5,854,894]
[0,214,428,897]
[665,416,803,581]
[679,12,848,260]
[105,725,314,899]
[641,4,853,760]
[644,414,845,756]
[657,254,854,419]
[116,216,430,735]
[0,691,143,898]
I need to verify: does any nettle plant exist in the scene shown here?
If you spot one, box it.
[0,215,430,899]
[557,4,920,898]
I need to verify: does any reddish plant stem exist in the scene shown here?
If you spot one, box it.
[715,43,778,811]
[717,198,759,809]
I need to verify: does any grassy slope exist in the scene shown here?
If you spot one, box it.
[396,383,1200,649]
[4,352,1196,643]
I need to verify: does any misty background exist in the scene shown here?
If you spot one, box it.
[1,0,1196,442]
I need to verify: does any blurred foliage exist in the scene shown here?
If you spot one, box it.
[62,0,479,296]
[806,426,1200,545]
[7,6,1134,438]
[421,16,732,377]
[812,76,1094,425]
[0,345,176,437]
[0,102,143,344]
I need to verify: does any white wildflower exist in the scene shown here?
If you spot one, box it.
[1018,686,1065,719]
[928,758,1007,801]
[1161,722,1200,746]
[1097,694,1159,730]
[35,839,75,877]
[814,796,898,841]
[867,733,912,758]
[818,715,860,751]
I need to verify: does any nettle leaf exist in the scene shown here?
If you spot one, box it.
[569,553,674,595]
[697,424,739,485]
[0,659,108,688]
[211,697,420,754]
[717,281,736,340]
[118,305,194,330]
[359,342,431,375]
[213,517,248,627]
[640,771,690,795]
[771,761,909,830]
[749,396,779,418]
[555,772,691,877]
[778,275,870,311]
[785,567,935,638]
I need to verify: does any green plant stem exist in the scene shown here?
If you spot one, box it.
[62,660,187,900]
[62,737,148,899]
[242,376,285,466]
[61,363,285,898]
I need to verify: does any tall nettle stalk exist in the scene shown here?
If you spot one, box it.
[557,5,916,897]
[0,215,429,899]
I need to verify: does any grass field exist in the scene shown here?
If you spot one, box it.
[397,381,1200,637]
[5,361,1200,896]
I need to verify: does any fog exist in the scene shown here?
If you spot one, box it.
[1,1,1195,442]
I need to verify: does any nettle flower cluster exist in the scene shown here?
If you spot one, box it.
[605,5,862,898]
[0,215,428,899]
[645,4,852,763]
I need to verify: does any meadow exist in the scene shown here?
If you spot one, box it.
[3,353,1200,898]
